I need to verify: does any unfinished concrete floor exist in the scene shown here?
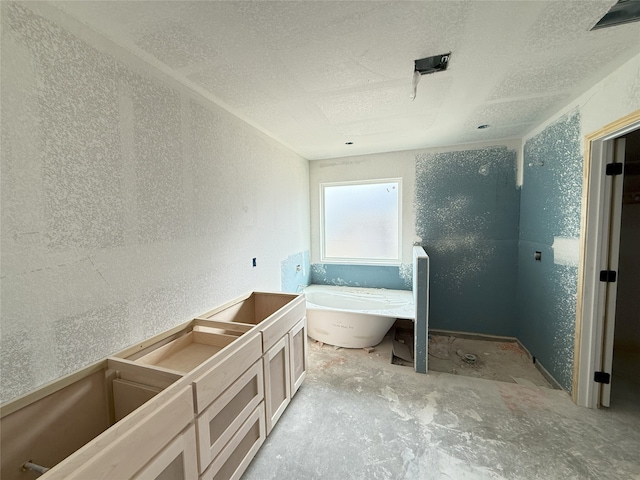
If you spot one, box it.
[243,337,640,480]
[427,335,552,388]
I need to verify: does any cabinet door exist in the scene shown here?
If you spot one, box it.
[200,404,265,480]
[288,318,307,397]
[263,336,291,435]
[196,360,263,473]
[133,424,197,480]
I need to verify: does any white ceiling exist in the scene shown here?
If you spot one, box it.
[54,1,640,160]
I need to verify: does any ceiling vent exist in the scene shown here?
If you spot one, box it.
[414,53,451,75]
[410,52,450,101]
[591,0,640,30]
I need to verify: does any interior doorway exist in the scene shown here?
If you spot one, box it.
[609,129,640,413]
[574,110,640,409]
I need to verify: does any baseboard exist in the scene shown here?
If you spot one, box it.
[512,339,564,391]
[429,328,517,343]
[515,338,534,361]
[532,358,564,391]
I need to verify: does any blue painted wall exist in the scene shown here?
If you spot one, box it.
[517,111,582,392]
[281,250,311,293]
[310,263,412,290]
[415,146,520,336]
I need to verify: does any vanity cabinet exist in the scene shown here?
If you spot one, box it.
[196,292,307,435]
[0,291,306,480]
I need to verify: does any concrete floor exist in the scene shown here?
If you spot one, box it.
[426,335,552,388]
[243,337,640,480]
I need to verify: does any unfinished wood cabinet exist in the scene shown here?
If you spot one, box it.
[128,331,237,374]
[289,317,308,396]
[191,333,262,414]
[0,361,184,480]
[195,292,305,435]
[44,386,195,480]
[133,424,198,480]
[263,335,291,434]
[196,360,264,473]
[200,404,266,480]
[108,358,183,422]
[1,366,114,480]
[1,291,305,480]
[197,292,305,353]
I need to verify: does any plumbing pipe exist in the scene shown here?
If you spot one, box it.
[22,461,50,475]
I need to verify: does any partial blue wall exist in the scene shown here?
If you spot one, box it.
[281,250,311,293]
[310,263,412,290]
[415,146,520,336]
[517,111,582,392]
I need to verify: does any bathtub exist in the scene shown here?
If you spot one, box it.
[303,285,414,348]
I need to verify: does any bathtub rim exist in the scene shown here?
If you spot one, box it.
[303,284,415,320]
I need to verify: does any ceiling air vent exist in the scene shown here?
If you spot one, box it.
[591,0,640,30]
[414,53,451,75]
[410,52,450,101]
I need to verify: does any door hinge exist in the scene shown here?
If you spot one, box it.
[599,270,617,282]
[605,163,623,176]
[594,371,610,384]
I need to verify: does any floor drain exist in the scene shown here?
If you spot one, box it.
[464,353,477,364]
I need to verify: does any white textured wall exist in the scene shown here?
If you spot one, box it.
[524,52,640,146]
[0,2,310,403]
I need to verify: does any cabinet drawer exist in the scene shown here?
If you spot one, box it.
[133,424,198,480]
[196,360,263,473]
[200,404,265,480]
[263,335,291,435]
[192,333,262,414]
[260,297,305,352]
[289,318,308,396]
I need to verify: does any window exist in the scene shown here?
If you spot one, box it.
[320,179,401,265]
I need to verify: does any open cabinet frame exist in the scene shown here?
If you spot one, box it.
[1,291,308,480]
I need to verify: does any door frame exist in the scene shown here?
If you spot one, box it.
[573,109,640,408]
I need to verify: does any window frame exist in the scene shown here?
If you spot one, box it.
[319,178,402,266]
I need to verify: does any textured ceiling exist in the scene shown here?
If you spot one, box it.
[54,1,640,160]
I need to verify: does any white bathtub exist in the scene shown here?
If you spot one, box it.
[304,285,414,348]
